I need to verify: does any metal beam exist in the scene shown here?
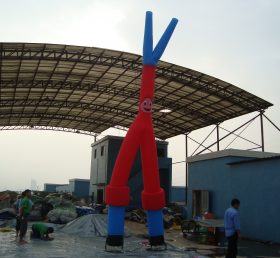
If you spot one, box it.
[219,125,261,147]
[0,125,97,136]
[216,123,220,151]
[260,110,265,152]
[195,113,260,155]
[263,114,280,133]
[0,99,184,137]
[191,125,216,156]
[185,133,188,204]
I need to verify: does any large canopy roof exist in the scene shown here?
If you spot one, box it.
[0,43,272,139]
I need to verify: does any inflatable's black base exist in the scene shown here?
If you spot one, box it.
[148,235,167,251]
[149,235,165,246]
[105,235,124,251]
[105,235,167,252]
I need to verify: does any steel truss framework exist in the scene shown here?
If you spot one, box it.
[181,111,280,192]
[184,111,280,158]
[166,111,280,191]
[0,43,273,139]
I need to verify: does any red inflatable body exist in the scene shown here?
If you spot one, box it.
[105,65,165,210]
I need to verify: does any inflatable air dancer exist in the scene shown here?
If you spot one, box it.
[105,11,178,250]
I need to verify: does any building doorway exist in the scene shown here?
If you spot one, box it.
[192,190,209,217]
[97,188,104,204]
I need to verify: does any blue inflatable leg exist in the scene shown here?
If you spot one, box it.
[147,209,166,248]
[108,205,125,235]
[147,209,164,236]
[106,206,125,248]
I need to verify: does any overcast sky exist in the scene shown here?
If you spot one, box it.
[0,0,279,191]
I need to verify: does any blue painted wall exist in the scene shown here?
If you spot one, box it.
[171,186,186,203]
[72,180,90,198]
[187,155,280,243]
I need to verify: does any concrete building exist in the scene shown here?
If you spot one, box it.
[186,149,280,243]
[89,135,172,207]
[44,183,64,193]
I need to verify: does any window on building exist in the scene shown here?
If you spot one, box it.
[157,148,165,157]
[101,146,104,156]
[94,149,97,159]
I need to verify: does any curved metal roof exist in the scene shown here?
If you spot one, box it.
[0,43,272,139]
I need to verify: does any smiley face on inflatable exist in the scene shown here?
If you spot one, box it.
[141,98,153,113]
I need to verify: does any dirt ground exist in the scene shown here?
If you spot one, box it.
[126,220,280,258]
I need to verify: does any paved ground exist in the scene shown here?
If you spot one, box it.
[0,224,202,258]
[0,220,279,258]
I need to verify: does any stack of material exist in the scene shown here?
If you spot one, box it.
[45,192,78,203]
[48,208,77,224]
[45,196,77,224]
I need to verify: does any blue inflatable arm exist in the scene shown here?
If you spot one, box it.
[143,11,178,65]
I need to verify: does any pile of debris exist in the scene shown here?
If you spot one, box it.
[0,191,18,210]
[0,208,16,220]
[126,208,147,224]
[126,203,186,230]
[0,190,187,230]
[0,191,18,220]
[41,193,78,224]
[0,190,96,225]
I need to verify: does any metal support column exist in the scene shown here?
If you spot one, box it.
[216,124,220,151]
[185,133,188,205]
[260,111,264,152]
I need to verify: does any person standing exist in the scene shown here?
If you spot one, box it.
[224,199,241,258]
[13,192,25,237]
[19,189,32,244]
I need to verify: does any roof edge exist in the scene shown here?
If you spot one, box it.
[186,149,280,163]
[228,155,280,165]
[91,135,169,147]
[69,178,90,182]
